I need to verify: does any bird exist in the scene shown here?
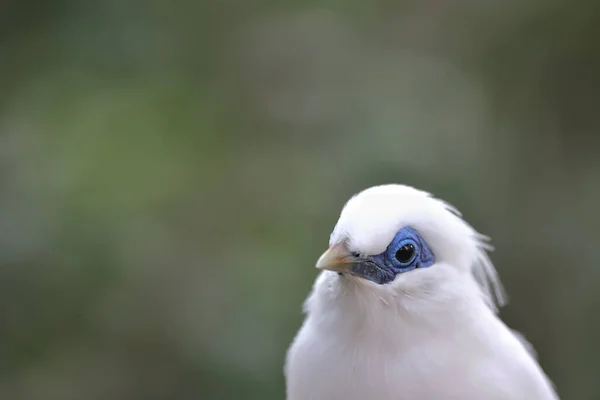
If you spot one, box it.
[284,184,559,400]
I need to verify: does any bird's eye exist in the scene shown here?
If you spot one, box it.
[378,227,434,274]
[395,244,415,264]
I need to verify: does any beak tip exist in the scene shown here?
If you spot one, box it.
[315,244,353,272]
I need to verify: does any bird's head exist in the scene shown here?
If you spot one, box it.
[315,184,506,310]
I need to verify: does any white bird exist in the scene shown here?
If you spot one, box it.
[285,184,559,400]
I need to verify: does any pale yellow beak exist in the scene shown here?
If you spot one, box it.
[315,244,358,272]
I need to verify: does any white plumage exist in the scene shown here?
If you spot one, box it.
[285,184,558,400]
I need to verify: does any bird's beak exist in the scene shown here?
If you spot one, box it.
[315,244,394,284]
[315,244,358,272]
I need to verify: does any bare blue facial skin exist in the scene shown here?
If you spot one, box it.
[345,226,435,285]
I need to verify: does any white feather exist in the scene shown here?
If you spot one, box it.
[285,184,558,400]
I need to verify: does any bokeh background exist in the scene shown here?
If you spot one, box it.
[1,1,598,399]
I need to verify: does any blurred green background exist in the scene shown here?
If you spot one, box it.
[1,1,598,399]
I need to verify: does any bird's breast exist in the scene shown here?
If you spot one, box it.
[285,320,442,400]
[284,314,553,400]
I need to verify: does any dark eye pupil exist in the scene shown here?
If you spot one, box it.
[395,244,415,264]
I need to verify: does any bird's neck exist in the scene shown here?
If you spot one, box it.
[305,272,491,346]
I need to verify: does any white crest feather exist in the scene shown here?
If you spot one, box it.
[473,242,507,310]
[438,196,507,311]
